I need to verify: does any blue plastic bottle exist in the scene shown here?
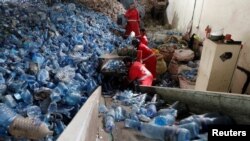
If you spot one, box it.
[0,103,18,128]
[146,104,157,118]
[153,114,175,126]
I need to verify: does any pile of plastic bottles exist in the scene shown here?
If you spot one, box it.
[0,0,129,140]
[155,73,179,87]
[180,68,198,82]
[100,90,235,141]
[102,60,127,73]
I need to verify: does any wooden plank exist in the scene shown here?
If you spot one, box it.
[140,86,250,124]
[57,87,101,141]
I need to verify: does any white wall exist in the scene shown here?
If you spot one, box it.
[167,0,250,94]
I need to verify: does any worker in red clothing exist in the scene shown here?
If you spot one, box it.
[123,57,153,86]
[139,28,148,46]
[132,39,156,79]
[124,2,141,38]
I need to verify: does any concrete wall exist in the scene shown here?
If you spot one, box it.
[167,0,250,94]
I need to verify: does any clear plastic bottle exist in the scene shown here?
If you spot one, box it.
[179,121,199,139]
[99,104,108,114]
[179,113,234,133]
[104,109,115,133]
[114,106,126,121]
[124,119,190,141]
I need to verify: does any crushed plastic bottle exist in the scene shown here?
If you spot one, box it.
[179,113,235,133]
[99,104,108,114]
[3,95,17,108]
[114,106,126,121]
[0,103,18,128]
[152,114,175,126]
[179,122,199,139]
[124,119,191,141]
[145,104,157,118]
[26,105,42,119]
[104,109,115,133]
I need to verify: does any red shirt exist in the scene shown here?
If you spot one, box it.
[138,43,154,61]
[137,43,157,78]
[129,61,153,86]
[125,8,140,21]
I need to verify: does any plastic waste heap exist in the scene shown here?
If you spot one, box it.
[0,0,129,140]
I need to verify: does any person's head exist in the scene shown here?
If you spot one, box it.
[132,39,140,48]
[129,2,136,9]
[140,28,146,35]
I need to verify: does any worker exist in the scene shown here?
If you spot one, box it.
[124,2,141,38]
[132,39,156,79]
[139,28,148,46]
[124,57,153,87]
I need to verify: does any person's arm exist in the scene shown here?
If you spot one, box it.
[124,9,130,18]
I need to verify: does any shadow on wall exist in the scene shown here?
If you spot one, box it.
[171,11,179,29]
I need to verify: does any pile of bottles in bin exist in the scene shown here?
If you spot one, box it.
[0,0,128,140]
[99,90,235,141]
[101,60,127,73]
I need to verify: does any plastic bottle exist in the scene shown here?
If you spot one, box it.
[0,73,5,84]
[0,103,18,128]
[3,95,17,108]
[124,119,190,141]
[104,109,115,133]
[153,114,175,126]
[124,119,140,130]
[64,92,81,106]
[157,108,177,117]
[20,89,33,105]
[54,120,66,135]
[146,103,157,118]
[50,91,61,103]
[37,69,50,83]
[129,112,139,121]
[26,105,42,119]
[179,113,234,133]
[99,104,108,114]
[179,122,199,139]
[0,84,7,95]
[114,106,126,121]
